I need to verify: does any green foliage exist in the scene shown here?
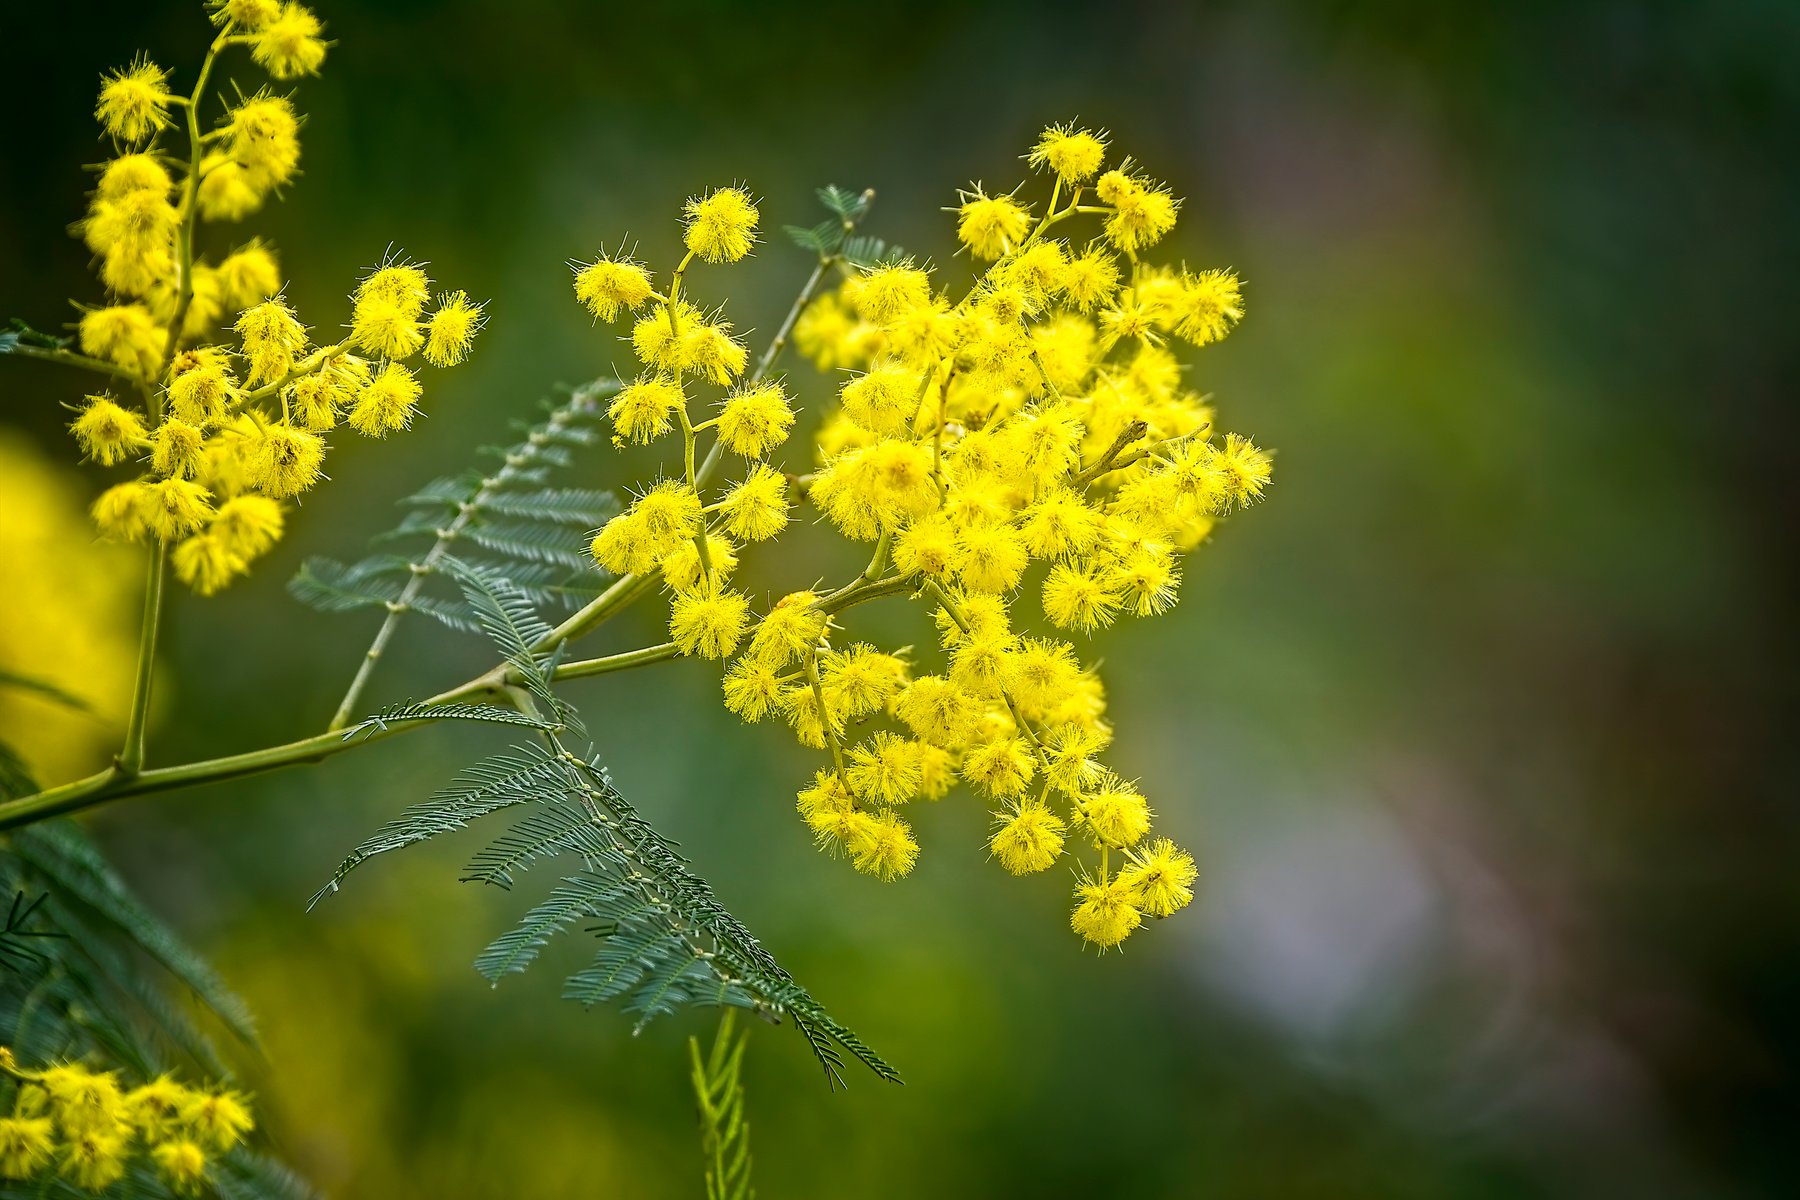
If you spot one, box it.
[690,1011,755,1200]
[0,317,71,354]
[353,702,558,733]
[0,810,309,1198]
[289,381,620,637]
[785,186,900,268]
[314,544,901,1087]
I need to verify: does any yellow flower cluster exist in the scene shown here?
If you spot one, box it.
[0,1046,253,1195]
[65,2,483,596]
[581,125,1269,949]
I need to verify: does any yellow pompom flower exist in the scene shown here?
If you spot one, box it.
[224,93,301,191]
[152,1139,210,1195]
[211,494,285,559]
[196,153,264,221]
[59,1129,128,1192]
[1079,775,1151,848]
[357,263,431,315]
[821,644,909,717]
[851,263,933,326]
[893,675,981,748]
[1070,873,1142,949]
[149,419,206,479]
[96,153,172,201]
[1117,837,1198,918]
[96,58,173,143]
[660,533,738,591]
[948,629,1013,697]
[77,304,163,376]
[1028,123,1108,184]
[1041,561,1123,633]
[1019,487,1105,559]
[0,1115,55,1180]
[590,513,651,576]
[669,584,751,659]
[608,375,684,445]
[848,811,919,881]
[245,423,324,497]
[1058,244,1121,312]
[630,303,688,374]
[349,295,423,360]
[631,479,703,545]
[1097,169,1180,253]
[1215,433,1273,507]
[173,532,245,595]
[423,290,485,367]
[682,187,760,264]
[678,317,749,385]
[347,361,422,436]
[288,371,337,431]
[1169,268,1243,347]
[124,1076,192,1139]
[893,513,958,579]
[917,743,956,799]
[990,804,1066,875]
[69,395,147,466]
[215,243,282,309]
[745,591,825,669]
[166,360,240,426]
[718,464,790,541]
[1003,638,1081,717]
[998,241,1069,306]
[251,2,328,80]
[92,481,153,540]
[955,186,1032,261]
[138,478,214,540]
[960,736,1035,799]
[573,253,655,322]
[838,362,921,437]
[178,1090,253,1152]
[715,382,795,457]
[792,291,861,370]
[846,731,923,806]
[235,296,307,385]
[1109,545,1181,617]
[41,1065,125,1136]
[795,768,856,842]
[211,0,282,27]
[954,523,1029,593]
[722,657,785,722]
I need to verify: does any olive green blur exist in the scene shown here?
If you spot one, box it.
[3,0,1797,1196]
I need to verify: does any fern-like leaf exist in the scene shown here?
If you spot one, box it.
[9,822,258,1048]
[476,871,628,983]
[461,802,609,889]
[352,702,555,733]
[310,746,568,906]
[691,1011,756,1200]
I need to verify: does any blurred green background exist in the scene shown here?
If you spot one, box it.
[4,0,1799,1195]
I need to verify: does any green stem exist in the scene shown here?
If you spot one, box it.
[238,343,347,408]
[116,542,167,775]
[803,645,849,784]
[0,638,681,831]
[551,642,680,682]
[815,572,912,615]
[157,27,232,380]
[1072,420,1150,487]
[4,344,146,389]
[328,386,600,729]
